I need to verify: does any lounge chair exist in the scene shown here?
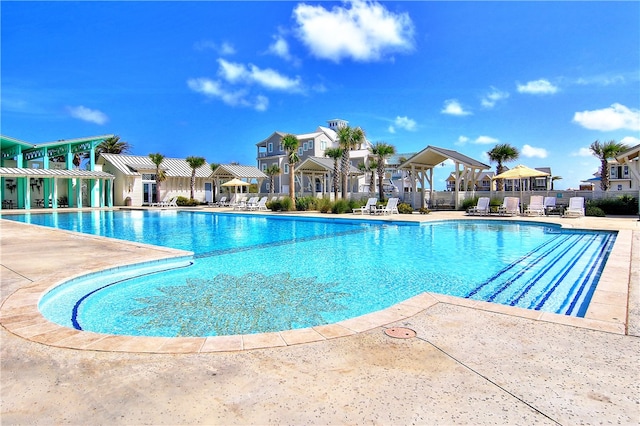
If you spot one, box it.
[543,196,556,214]
[248,196,269,211]
[563,197,585,218]
[231,196,248,210]
[497,197,520,216]
[210,196,227,207]
[243,196,259,210]
[466,197,490,216]
[374,197,399,215]
[151,195,169,207]
[165,196,178,207]
[352,197,378,215]
[524,195,545,216]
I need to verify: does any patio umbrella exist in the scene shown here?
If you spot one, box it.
[493,165,550,211]
[221,178,250,200]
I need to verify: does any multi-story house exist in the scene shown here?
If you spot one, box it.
[256,119,372,195]
[446,171,495,191]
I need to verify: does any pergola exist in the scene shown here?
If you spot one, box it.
[1,134,115,210]
[295,156,363,198]
[211,164,267,197]
[398,145,490,209]
[615,143,640,220]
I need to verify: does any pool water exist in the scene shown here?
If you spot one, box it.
[4,211,616,337]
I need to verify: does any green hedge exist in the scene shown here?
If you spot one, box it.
[587,195,638,215]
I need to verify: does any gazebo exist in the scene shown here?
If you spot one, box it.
[211,164,267,199]
[398,145,490,209]
[295,156,363,198]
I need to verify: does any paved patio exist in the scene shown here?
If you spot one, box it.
[1,210,639,424]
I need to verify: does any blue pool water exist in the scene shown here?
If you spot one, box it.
[3,210,616,337]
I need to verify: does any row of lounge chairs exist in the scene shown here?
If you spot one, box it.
[210,195,273,211]
[353,197,399,215]
[467,196,585,217]
[150,196,178,207]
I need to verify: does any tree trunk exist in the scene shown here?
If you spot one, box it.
[289,164,295,203]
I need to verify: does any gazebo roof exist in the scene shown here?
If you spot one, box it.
[399,145,490,170]
[211,164,267,180]
[296,156,362,174]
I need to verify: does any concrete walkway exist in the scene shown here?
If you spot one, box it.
[1,211,639,424]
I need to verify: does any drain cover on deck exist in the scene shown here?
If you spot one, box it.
[384,327,416,339]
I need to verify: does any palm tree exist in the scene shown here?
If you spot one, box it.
[95,135,132,161]
[264,164,281,195]
[487,143,520,191]
[337,125,365,199]
[358,158,378,195]
[148,153,166,204]
[324,147,343,200]
[185,156,206,200]
[281,134,300,204]
[589,140,629,191]
[371,142,396,201]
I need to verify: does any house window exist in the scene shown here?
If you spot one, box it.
[298,147,303,155]
[624,165,629,178]
[284,164,290,174]
[303,142,308,151]
[261,163,267,171]
[611,166,618,179]
[320,141,326,150]
[268,143,273,153]
[308,140,313,149]
[618,184,623,191]
[278,143,283,152]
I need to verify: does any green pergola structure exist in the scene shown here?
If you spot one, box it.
[0,134,115,210]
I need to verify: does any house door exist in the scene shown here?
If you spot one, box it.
[204,182,212,203]
[143,182,157,205]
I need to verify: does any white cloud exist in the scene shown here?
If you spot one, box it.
[388,126,395,134]
[571,147,593,157]
[620,136,640,146]
[481,87,509,108]
[194,40,236,55]
[572,103,640,131]
[473,135,498,145]
[186,78,267,112]
[521,144,548,158]
[217,59,302,92]
[67,105,108,125]
[517,79,558,95]
[454,135,469,146]
[441,99,472,116]
[268,35,298,65]
[293,0,414,62]
[393,116,416,131]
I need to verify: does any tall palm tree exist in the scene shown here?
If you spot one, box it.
[487,143,520,191]
[324,147,343,200]
[148,153,166,204]
[95,135,132,161]
[589,140,629,191]
[357,158,378,195]
[337,125,365,199]
[185,156,206,200]
[371,142,396,201]
[264,164,281,195]
[281,134,300,204]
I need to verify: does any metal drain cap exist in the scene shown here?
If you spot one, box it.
[384,327,416,339]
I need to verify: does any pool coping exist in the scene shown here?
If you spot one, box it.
[0,211,635,353]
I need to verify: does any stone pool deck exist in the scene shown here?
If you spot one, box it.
[1,210,639,424]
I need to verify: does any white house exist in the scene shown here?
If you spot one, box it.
[256,119,372,196]
[98,154,213,206]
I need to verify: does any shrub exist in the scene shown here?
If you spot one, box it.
[280,196,294,211]
[348,199,362,211]
[331,199,351,214]
[419,207,430,215]
[397,202,414,214]
[295,196,316,211]
[316,197,333,213]
[586,206,605,217]
[176,196,199,206]
[587,196,638,215]
[266,200,281,211]
[461,197,478,211]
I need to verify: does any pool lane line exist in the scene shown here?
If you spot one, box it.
[466,234,569,299]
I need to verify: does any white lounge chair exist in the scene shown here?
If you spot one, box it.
[497,197,520,216]
[353,197,378,215]
[524,195,545,216]
[374,197,399,215]
[248,196,269,211]
[467,197,490,216]
[210,196,227,207]
[166,196,178,207]
[231,196,247,210]
[151,195,170,207]
[564,197,585,218]
[243,196,259,210]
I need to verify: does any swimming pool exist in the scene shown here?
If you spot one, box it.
[4,210,616,337]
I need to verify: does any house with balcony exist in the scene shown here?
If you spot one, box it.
[256,119,371,196]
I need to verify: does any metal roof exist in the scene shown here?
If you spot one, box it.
[99,154,212,178]
[399,145,490,170]
[211,164,268,180]
[616,144,640,162]
[296,156,362,174]
[0,168,114,179]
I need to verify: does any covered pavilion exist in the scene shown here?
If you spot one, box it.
[398,145,490,209]
[295,156,363,199]
[0,134,115,210]
[211,164,267,199]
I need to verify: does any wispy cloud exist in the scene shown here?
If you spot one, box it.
[187,78,267,111]
[217,59,302,92]
[521,144,548,158]
[454,135,469,146]
[473,135,498,144]
[571,147,593,157]
[194,40,236,55]
[573,103,640,131]
[517,79,558,95]
[393,116,416,131]
[67,105,108,125]
[620,136,640,146]
[293,0,414,62]
[481,87,509,108]
[441,99,472,116]
[267,34,300,66]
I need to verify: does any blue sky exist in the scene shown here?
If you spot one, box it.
[2,1,639,190]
